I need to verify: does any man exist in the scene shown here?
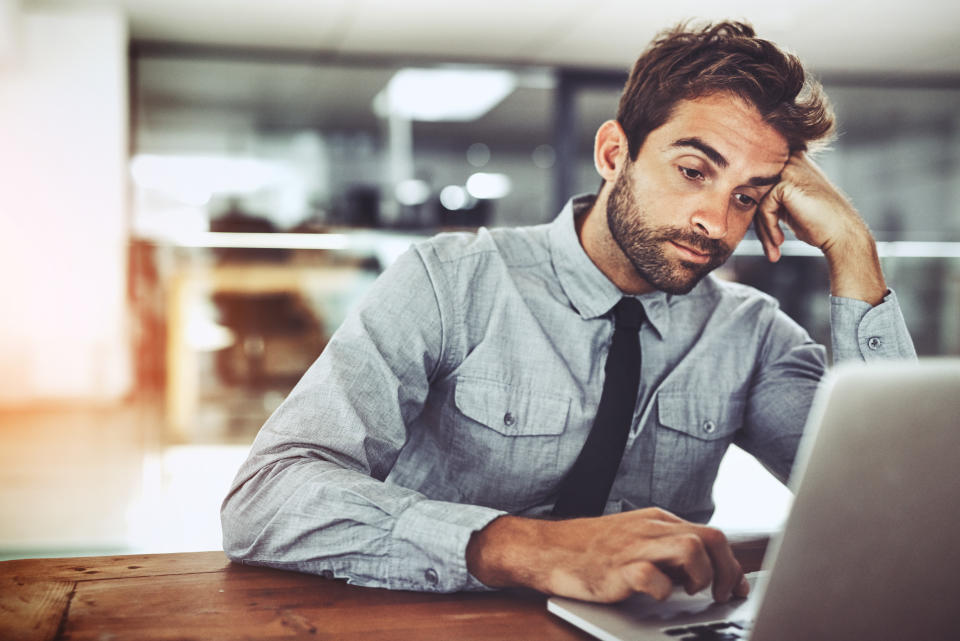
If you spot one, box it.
[221,22,915,605]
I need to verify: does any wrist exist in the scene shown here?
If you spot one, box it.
[825,236,887,306]
[466,515,550,590]
[823,231,887,306]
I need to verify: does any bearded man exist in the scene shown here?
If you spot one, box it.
[222,21,915,604]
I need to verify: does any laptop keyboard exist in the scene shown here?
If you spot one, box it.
[662,619,750,640]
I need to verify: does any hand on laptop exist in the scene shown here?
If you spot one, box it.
[466,507,749,603]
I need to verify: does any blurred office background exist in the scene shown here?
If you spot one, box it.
[1,0,958,559]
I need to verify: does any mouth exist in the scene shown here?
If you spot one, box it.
[668,240,713,264]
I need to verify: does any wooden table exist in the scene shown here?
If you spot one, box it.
[1,539,768,641]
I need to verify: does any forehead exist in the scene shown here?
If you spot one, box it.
[650,93,790,167]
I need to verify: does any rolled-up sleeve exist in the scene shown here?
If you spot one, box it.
[220,246,504,592]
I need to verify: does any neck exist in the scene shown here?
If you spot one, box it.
[578,191,654,296]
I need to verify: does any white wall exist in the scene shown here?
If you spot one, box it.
[0,1,18,63]
[0,6,130,404]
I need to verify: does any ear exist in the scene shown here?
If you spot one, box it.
[594,120,629,183]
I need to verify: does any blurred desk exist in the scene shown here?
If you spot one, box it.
[166,264,368,441]
[0,538,768,641]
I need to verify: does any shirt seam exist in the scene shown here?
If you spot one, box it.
[412,245,448,383]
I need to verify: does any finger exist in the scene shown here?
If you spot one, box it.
[621,560,674,601]
[753,214,777,263]
[755,193,785,262]
[692,526,745,603]
[637,533,714,596]
[734,574,751,598]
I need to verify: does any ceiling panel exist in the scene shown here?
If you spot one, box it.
[533,0,960,73]
[122,0,357,50]
[26,0,960,74]
[333,0,593,62]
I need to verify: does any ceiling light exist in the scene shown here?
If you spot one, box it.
[439,185,470,210]
[466,173,511,200]
[466,142,491,167]
[374,68,517,122]
[395,179,431,206]
[532,144,556,169]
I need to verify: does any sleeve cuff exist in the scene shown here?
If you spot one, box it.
[830,289,917,362]
[392,499,506,592]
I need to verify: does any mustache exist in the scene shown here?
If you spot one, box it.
[660,228,731,258]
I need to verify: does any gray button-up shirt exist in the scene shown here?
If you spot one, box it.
[222,195,916,593]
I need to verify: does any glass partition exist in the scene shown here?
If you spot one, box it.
[130,47,960,448]
[130,49,561,441]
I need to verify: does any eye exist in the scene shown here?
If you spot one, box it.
[733,193,757,209]
[678,166,703,181]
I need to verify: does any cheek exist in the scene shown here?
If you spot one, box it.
[632,185,681,222]
[729,213,755,242]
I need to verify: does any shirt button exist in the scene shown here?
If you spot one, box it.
[702,420,717,435]
[867,336,882,350]
[503,412,516,427]
[424,568,439,585]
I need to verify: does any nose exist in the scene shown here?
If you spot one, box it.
[690,192,729,239]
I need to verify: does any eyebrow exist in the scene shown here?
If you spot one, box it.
[672,137,728,168]
[672,137,781,187]
[747,173,782,187]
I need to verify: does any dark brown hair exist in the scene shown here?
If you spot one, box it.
[617,21,835,158]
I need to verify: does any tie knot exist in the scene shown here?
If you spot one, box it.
[613,297,645,330]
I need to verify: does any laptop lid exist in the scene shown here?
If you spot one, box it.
[749,359,960,641]
[548,359,960,641]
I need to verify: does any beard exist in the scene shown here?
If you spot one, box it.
[605,170,733,295]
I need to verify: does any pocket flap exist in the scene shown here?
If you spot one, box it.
[454,377,569,436]
[657,391,744,441]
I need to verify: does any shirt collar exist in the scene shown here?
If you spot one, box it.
[548,194,620,321]
[546,194,677,339]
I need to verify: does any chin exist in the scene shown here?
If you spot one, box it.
[640,263,712,295]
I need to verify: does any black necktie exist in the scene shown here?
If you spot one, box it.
[552,298,644,518]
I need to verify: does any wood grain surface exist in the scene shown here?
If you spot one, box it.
[0,539,768,641]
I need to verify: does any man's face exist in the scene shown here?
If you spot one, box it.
[605,93,789,294]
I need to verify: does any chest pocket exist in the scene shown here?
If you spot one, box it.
[448,376,570,512]
[455,378,568,437]
[651,391,745,520]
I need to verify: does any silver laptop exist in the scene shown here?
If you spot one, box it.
[548,359,960,641]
